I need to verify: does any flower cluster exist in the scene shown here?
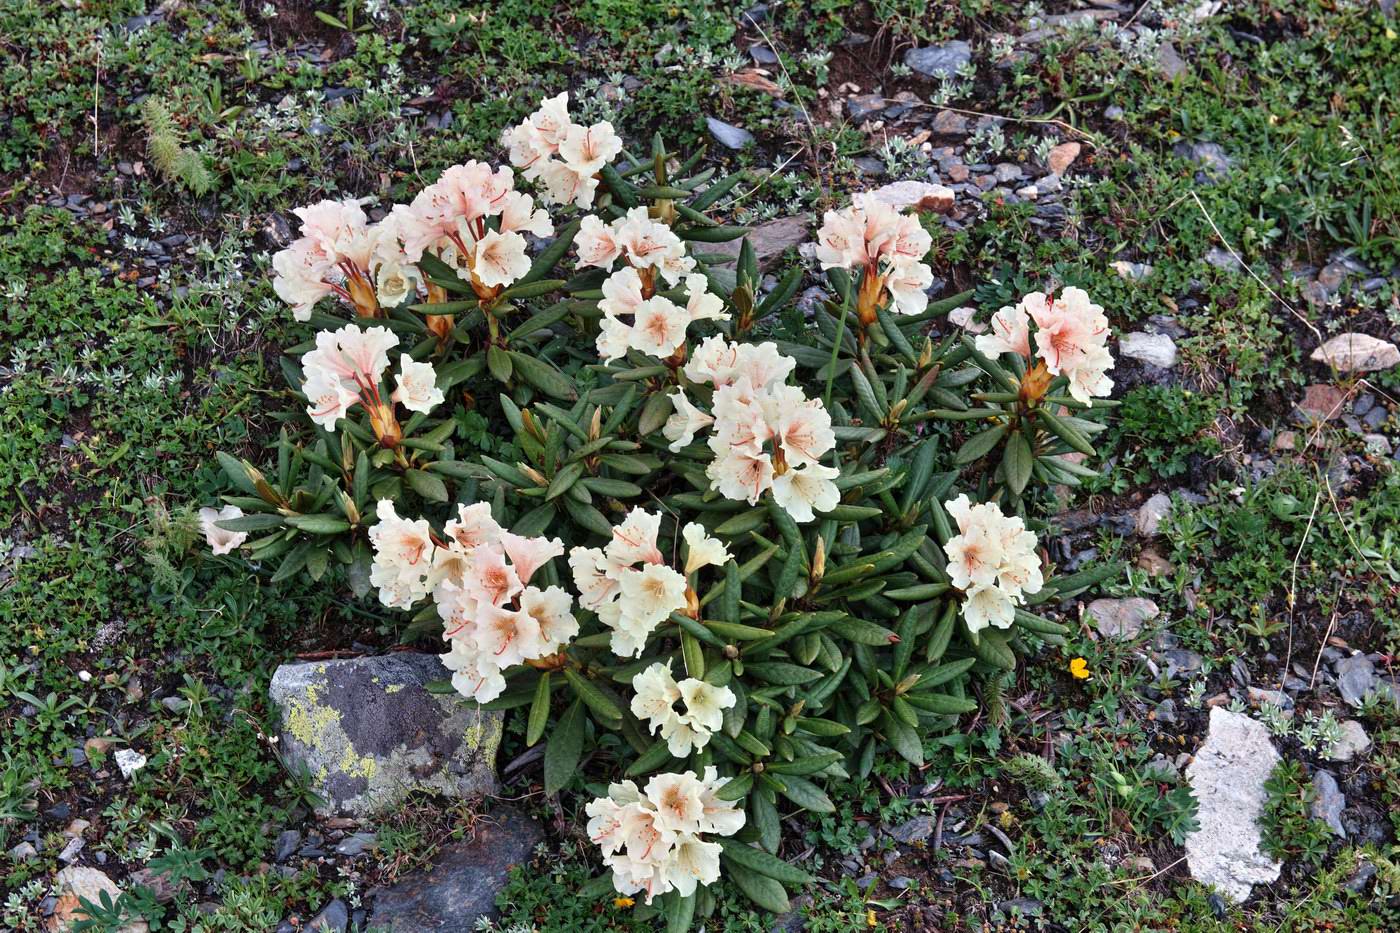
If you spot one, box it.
[585,769,745,903]
[369,501,575,702]
[271,161,554,321]
[272,198,398,321]
[631,661,737,757]
[593,267,726,363]
[974,287,1114,404]
[569,509,727,657]
[502,93,623,209]
[665,337,839,522]
[814,193,934,319]
[942,494,1043,632]
[298,323,441,447]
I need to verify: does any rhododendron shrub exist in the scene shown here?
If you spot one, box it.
[200,98,1119,928]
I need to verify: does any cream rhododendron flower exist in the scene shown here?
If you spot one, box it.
[593,269,723,363]
[390,354,444,414]
[629,662,735,756]
[473,229,531,288]
[569,508,722,658]
[298,324,400,431]
[502,94,621,209]
[671,337,838,522]
[663,389,715,452]
[681,522,728,574]
[199,504,248,555]
[586,768,744,904]
[814,192,934,320]
[576,208,694,285]
[367,499,572,702]
[942,494,1043,632]
[270,198,384,320]
[973,288,1115,405]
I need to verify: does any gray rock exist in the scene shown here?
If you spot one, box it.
[368,805,544,931]
[748,44,778,65]
[931,109,968,134]
[1310,333,1400,373]
[1174,141,1232,176]
[1136,493,1173,536]
[887,815,935,844]
[274,830,302,862]
[1310,771,1346,838]
[905,41,972,79]
[706,117,754,149]
[1204,246,1242,271]
[8,841,36,861]
[846,94,886,120]
[1335,654,1376,706]
[336,832,378,857]
[269,653,502,818]
[997,898,1043,917]
[993,163,1023,183]
[1121,332,1179,369]
[309,898,348,933]
[1341,804,1389,846]
[1184,709,1283,903]
[1087,597,1160,640]
[1156,42,1188,79]
[708,214,812,269]
[1154,699,1178,723]
[1326,720,1371,762]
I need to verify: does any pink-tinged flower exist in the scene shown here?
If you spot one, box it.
[501,531,564,585]
[518,584,578,648]
[462,544,524,608]
[539,160,600,209]
[974,299,1034,359]
[576,214,623,269]
[569,546,619,610]
[476,603,544,667]
[599,267,646,319]
[443,502,502,549]
[472,229,530,288]
[294,198,375,268]
[498,190,554,238]
[272,239,337,321]
[662,389,715,452]
[302,366,359,429]
[609,507,664,566]
[770,462,840,523]
[368,500,436,609]
[885,255,934,315]
[683,274,727,322]
[683,334,741,385]
[558,122,623,175]
[707,449,774,505]
[391,354,444,414]
[199,504,248,555]
[769,386,835,467]
[629,297,690,358]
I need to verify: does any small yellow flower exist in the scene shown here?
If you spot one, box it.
[613,897,634,909]
[1068,657,1091,680]
[866,908,877,927]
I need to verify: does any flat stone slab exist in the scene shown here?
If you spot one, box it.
[1184,708,1282,903]
[270,652,501,818]
[368,804,544,931]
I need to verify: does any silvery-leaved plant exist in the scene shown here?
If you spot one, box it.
[199,96,1121,930]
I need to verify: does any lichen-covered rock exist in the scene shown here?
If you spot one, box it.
[1184,708,1282,903]
[269,652,501,818]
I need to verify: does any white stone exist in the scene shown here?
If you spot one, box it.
[866,180,955,213]
[1086,597,1159,639]
[1184,708,1283,903]
[948,306,985,333]
[1326,720,1371,762]
[114,748,147,779]
[1120,332,1178,368]
[1136,493,1173,536]
[48,867,148,932]
[1310,333,1399,372]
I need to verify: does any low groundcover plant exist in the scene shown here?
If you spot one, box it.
[200,95,1118,928]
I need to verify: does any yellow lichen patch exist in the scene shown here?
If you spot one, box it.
[338,742,377,780]
[384,684,404,694]
[285,695,341,750]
